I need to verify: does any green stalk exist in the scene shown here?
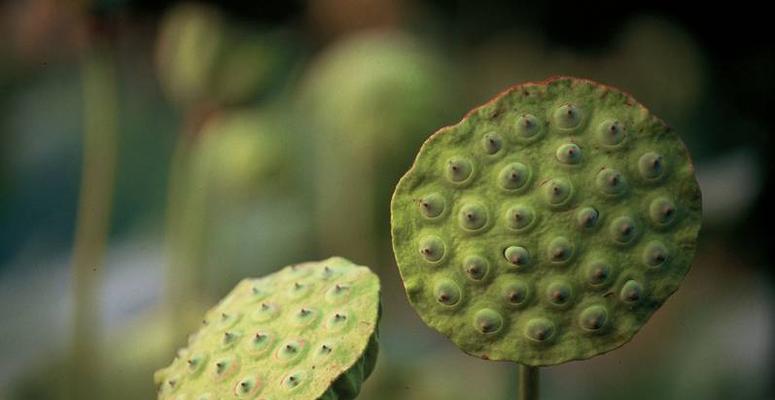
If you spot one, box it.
[71,47,118,399]
[316,135,377,267]
[518,365,539,400]
[164,107,213,346]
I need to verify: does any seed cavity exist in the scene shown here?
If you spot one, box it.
[276,339,305,363]
[234,376,260,397]
[639,152,665,180]
[253,302,280,322]
[553,104,583,130]
[505,205,536,231]
[609,216,638,245]
[445,157,474,183]
[598,119,626,146]
[498,162,531,191]
[515,114,542,140]
[482,132,503,154]
[473,308,504,335]
[463,255,489,282]
[458,203,488,231]
[418,235,446,263]
[542,178,573,207]
[584,260,613,288]
[282,371,307,390]
[596,168,627,196]
[504,246,530,269]
[418,193,445,219]
[525,318,555,343]
[579,305,608,332]
[620,280,644,304]
[434,279,463,307]
[649,197,677,226]
[576,207,599,229]
[643,241,669,268]
[502,280,530,307]
[556,143,582,164]
[546,281,573,307]
[547,237,574,264]
[187,354,207,375]
[212,357,238,381]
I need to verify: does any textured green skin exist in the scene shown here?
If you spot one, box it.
[391,77,702,366]
[154,257,381,399]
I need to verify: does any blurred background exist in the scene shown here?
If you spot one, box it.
[0,1,773,399]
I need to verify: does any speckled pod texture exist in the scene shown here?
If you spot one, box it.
[154,257,381,399]
[390,77,702,366]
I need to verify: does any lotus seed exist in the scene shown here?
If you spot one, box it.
[649,196,676,226]
[596,168,627,196]
[553,104,583,130]
[473,308,504,334]
[556,143,582,164]
[463,255,489,282]
[598,120,626,146]
[620,280,644,304]
[643,241,669,268]
[547,237,574,264]
[504,246,530,268]
[458,203,488,231]
[434,279,463,307]
[418,193,445,219]
[638,152,665,180]
[542,178,573,207]
[576,207,599,229]
[502,280,530,307]
[234,377,259,397]
[546,281,573,307]
[498,162,530,191]
[505,204,536,231]
[579,305,608,332]
[418,235,445,262]
[446,157,473,183]
[584,260,613,288]
[610,216,638,244]
[481,132,503,154]
[515,114,541,140]
[525,318,555,343]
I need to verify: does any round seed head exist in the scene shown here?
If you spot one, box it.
[154,257,381,399]
[390,77,702,366]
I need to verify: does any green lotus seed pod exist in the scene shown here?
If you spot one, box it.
[390,77,702,366]
[154,257,381,399]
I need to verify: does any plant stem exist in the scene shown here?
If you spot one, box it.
[518,364,539,400]
[71,46,118,399]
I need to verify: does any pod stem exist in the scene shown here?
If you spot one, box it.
[518,364,539,400]
[71,45,118,399]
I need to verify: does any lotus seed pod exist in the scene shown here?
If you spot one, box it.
[390,77,702,366]
[154,257,381,399]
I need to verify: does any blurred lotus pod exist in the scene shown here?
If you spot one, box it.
[299,31,456,262]
[156,2,292,107]
[300,30,455,154]
[391,77,702,366]
[154,257,381,399]
[193,108,287,197]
